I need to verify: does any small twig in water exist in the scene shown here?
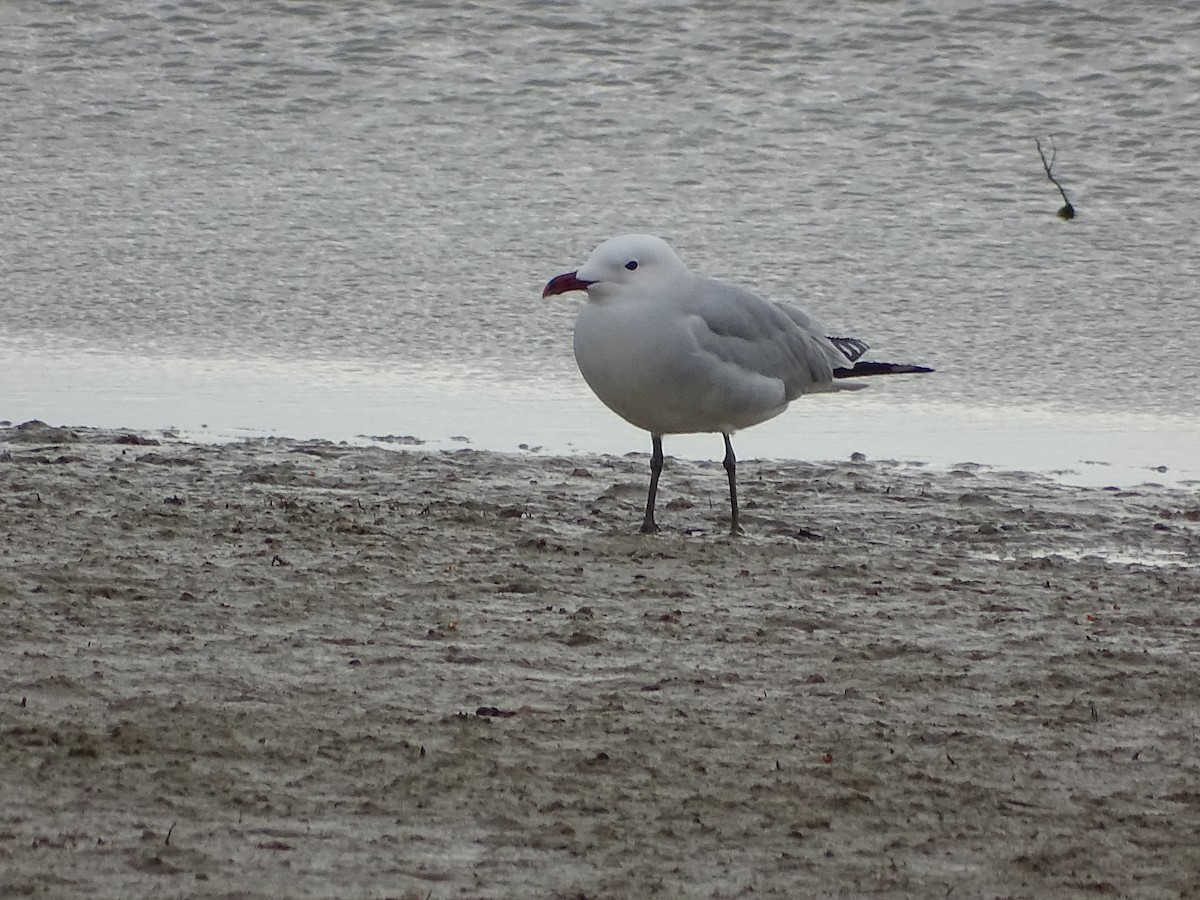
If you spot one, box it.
[165,822,175,846]
[1036,137,1075,219]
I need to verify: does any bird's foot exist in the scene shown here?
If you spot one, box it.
[639,518,660,535]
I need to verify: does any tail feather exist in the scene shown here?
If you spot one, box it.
[833,361,935,378]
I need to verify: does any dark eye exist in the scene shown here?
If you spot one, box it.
[624,260,638,270]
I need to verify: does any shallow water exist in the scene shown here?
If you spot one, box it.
[3,0,1199,482]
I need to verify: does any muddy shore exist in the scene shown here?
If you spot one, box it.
[2,420,1198,899]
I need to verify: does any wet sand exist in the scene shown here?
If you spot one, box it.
[2,419,1198,899]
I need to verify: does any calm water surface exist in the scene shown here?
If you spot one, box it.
[3,1,1198,483]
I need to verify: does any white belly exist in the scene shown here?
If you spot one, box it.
[572,300,789,435]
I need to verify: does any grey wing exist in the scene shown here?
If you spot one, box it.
[684,279,843,400]
[775,302,869,363]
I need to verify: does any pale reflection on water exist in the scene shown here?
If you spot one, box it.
[4,347,1197,488]
[981,551,1200,570]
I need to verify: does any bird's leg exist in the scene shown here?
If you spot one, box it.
[722,432,742,535]
[640,434,664,534]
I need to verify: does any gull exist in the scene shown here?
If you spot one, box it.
[543,234,933,535]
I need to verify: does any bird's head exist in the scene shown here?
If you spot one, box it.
[542,234,691,300]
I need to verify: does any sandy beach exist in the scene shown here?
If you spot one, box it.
[2,419,1198,899]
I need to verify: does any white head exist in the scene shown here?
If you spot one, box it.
[542,234,692,300]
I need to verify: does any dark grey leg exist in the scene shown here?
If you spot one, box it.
[722,432,741,534]
[640,434,664,534]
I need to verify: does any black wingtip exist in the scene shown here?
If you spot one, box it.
[827,336,870,363]
[833,361,935,378]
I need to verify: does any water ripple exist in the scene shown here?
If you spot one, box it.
[1,0,1198,422]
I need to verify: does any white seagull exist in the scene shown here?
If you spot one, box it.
[543,234,932,535]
